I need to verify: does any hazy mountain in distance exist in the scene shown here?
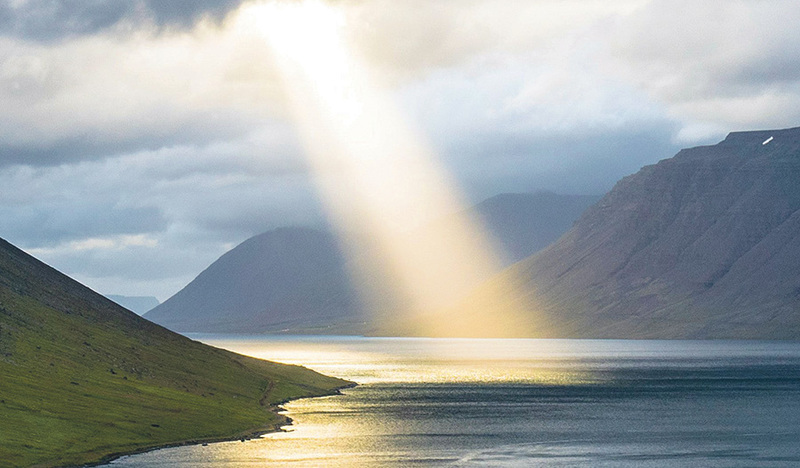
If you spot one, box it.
[472,127,800,339]
[105,294,159,315]
[145,193,598,334]
[0,237,348,467]
[468,192,600,265]
[144,227,364,334]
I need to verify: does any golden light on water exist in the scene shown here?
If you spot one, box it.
[248,0,540,337]
[205,336,595,386]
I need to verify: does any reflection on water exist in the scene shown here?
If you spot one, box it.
[199,336,618,385]
[107,337,800,467]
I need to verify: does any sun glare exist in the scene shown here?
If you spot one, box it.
[250,0,540,337]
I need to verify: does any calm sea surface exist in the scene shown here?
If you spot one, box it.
[105,336,800,467]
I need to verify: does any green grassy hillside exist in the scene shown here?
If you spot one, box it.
[0,238,351,467]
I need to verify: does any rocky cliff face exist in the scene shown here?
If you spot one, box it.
[498,127,800,339]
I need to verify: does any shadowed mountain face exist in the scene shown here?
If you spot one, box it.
[0,238,348,467]
[486,127,800,339]
[472,192,601,264]
[145,227,364,334]
[145,194,598,334]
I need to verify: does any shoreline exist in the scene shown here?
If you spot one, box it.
[74,382,357,468]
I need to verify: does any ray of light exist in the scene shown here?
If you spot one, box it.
[247,0,542,337]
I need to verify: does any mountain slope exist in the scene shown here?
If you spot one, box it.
[479,127,800,339]
[144,227,363,333]
[145,194,598,334]
[0,237,350,467]
[469,192,600,264]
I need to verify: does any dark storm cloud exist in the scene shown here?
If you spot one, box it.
[0,0,247,41]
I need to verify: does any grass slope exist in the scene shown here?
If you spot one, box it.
[0,238,351,467]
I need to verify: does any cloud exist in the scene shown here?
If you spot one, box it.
[391,39,681,197]
[0,1,131,41]
[343,0,646,83]
[0,0,248,41]
[0,202,167,247]
[443,123,680,198]
[25,231,228,300]
[0,12,287,168]
[1,137,324,300]
[0,133,315,239]
[4,0,800,171]
[4,0,800,302]
[142,0,248,28]
[340,0,800,141]
[7,0,776,171]
[607,0,800,132]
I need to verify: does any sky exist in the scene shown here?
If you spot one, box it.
[2,0,800,301]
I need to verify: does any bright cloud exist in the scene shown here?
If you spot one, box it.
[29,234,158,255]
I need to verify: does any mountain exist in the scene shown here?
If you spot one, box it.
[0,237,349,467]
[468,192,601,265]
[475,127,800,339]
[145,227,364,334]
[105,294,160,315]
[144,194,598,334]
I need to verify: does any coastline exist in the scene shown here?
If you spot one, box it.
[73,382,357,468]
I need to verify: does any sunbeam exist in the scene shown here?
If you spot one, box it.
[250,0,539,337]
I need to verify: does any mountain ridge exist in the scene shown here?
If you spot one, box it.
[144,227,363,333]
[480,127,800,339]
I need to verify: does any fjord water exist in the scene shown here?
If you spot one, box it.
[107,337,800,467]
